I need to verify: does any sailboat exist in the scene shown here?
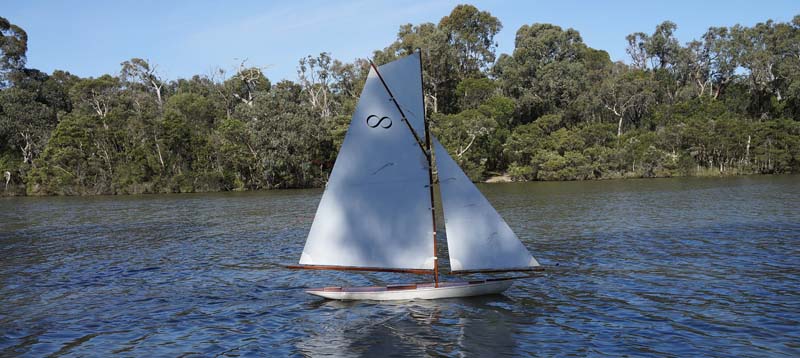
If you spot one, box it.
[288,52,540,300]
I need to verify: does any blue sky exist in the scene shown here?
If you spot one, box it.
[4,0,798,82]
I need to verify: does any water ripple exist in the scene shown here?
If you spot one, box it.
[1,177,799,357]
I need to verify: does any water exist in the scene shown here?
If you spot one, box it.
[1,175,798,357]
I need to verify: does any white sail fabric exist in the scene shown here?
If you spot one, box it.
[433,137,539,272]
[299,53,434,270]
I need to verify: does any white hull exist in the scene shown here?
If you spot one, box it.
[305,279,514,301]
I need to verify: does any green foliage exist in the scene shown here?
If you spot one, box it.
[432,99,510,180]
[27,113,99,195]
[494,23,600,123]
[375,4,501,114]
[0,85,58,166]
[438,4,502,74]
[0,16,28,80]
[456,78,495,110]
[2,7,800,196]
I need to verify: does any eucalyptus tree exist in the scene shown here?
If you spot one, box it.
[0,66,73,179]
[626,32,649,70]
[494,23,590,123]
[727,20,800,118]
[374,22,457,114]
[768,16,800,119]
[599,63,656,136]
[26,113,98,195]
[329,58,368,101]
[120,58,166,110]
[702,26,739,99]
[646,21,681,70]
[226,63,270,108]
[69,75,120,121]
[675,40,709,98]
[236,80,332,188]
[0,86,56,164]
[208,63,270,119]
[298,53,336,120]
[438,4,502,75]
[160,92,218,180]
[431,108,498,179]
[0,16,27,85]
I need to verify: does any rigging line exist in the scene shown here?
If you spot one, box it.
[368,61,429,160]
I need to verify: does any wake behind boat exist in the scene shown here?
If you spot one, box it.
[288,51,541,300]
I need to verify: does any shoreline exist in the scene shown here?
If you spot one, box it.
[2,171,792,198]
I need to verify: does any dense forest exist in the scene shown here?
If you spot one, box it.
[1,6,799,196]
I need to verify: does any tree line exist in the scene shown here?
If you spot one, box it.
[1,5,799,196]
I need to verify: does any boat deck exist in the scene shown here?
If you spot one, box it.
[308,277,516,293]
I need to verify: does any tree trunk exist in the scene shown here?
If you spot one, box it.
[151,80,163,109]
[745,135,751,164]
[426,93,438,114]
[457,134,478,158]
[20,132,33,164]
[154,135,165,169]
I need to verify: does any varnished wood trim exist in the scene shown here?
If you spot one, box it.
[412,50,440,289]
[486,277,524,282]
[450,266,545,275]
[286,264,434,275]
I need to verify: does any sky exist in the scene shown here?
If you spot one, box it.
[4,0,799,82]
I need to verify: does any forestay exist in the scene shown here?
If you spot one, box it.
[433,137,539,272]
[299,53,434,270]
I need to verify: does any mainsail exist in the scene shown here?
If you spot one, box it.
[433,137,539,273]
[298,53,435,271]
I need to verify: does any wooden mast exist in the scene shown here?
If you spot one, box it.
[369,54,439,287]
[418,49,440,288]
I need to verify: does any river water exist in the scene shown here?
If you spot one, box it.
[1,176,798,357]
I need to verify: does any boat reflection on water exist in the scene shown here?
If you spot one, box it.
[295,294,523,356]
